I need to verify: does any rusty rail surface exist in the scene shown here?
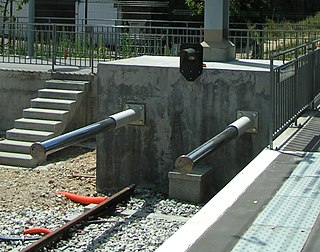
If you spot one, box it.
[21,184,135,252]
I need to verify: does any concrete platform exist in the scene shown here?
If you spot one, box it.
[157,110,320,252]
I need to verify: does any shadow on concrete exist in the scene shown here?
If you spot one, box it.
[283,111,320,152]
[229,59,271,70]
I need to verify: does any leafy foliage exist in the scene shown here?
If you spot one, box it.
[0,0,28,16]
[185,0,204,16]
[16,0,29,11]
[185,0,320,23]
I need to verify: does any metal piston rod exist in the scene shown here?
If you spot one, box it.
[175,115,256,174]
[30,105,145,162]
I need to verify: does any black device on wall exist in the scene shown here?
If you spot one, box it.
[180,43,203,81]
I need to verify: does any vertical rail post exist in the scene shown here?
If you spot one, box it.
[293,47,299,126]
[269,56,275,149]
[90,25,94,73]
[51,24,56,72]
[311,42,316,109]
[27,0,35,57]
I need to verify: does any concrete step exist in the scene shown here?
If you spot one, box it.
[14,118,62,132]
[0,139,33,154]
[38,88,83,100]
[0,151,39,168]
[23,108,69,121]
[46,79,89,91]
[6,128,54,142]
[0,78,91,168]
[31,97,76,110]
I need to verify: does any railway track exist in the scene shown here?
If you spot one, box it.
[21,185,135,252]
[0,186,201,252]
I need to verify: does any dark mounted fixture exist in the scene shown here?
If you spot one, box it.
[180,43,203,81]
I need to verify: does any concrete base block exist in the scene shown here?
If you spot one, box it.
[168,165,215,203]
[201,40,235,62]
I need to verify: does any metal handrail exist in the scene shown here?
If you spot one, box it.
[175,116,255,174]
[269,38,320,149]
[1,19,320,72]
[30,106,144,163]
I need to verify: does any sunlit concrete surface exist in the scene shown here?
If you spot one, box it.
[157,110,320,252]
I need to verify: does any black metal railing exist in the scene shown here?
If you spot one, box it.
[269,38,320,149]
[1,17,320,73]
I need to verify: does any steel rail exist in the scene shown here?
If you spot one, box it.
[175,116,254,174]
[21,184,136,252]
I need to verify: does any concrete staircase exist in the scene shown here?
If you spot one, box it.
[0,79,90,168]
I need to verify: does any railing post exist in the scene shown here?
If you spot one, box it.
[311,41,316,109]
[293,47,299,126]
[115,26,118,60]
[89,25,94,73]
[269,56,274,149]
[166,28,169,56]
[51,24,56,72]
[261,26,265,59]
[27,0,35,57]
[246,29,250,59]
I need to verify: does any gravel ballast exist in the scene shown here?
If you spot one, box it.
[0,146,203,251]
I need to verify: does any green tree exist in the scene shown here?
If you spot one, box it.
[185,0,204,15]
[185,0,277,21]
[185,0,320,22]
[0,0,28,18]
[1,0,28,52]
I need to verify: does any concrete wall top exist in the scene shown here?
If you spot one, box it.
[99,55,274,72]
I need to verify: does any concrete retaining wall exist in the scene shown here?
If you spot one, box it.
[0,70,50,134]
[0,69,97,135]
[96,56,272,194]
[0,57,273,196]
